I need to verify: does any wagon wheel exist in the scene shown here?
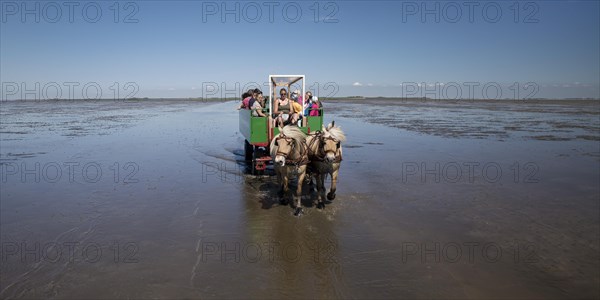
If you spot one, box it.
[244,140,253,161]
[252,146,265,176]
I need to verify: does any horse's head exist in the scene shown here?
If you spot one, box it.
[321,122,346,163]
[321,135,340,163]
[273,133,294,166]
[271,125,306,166]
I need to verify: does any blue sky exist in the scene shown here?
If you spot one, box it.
[1,1,599,99]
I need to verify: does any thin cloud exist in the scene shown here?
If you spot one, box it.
[352,82,362,86]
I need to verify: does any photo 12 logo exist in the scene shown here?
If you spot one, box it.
[201,1,339,23]
[197,240,337,264]
[401,241,540,264]
[1,82,140,101]
[1,1,140,23]
[0,161,140,184]
[1,241,139,264]
[200,81,339,101]
[401,161,540,184]
[400,1,540,23]
[399,82,540,100]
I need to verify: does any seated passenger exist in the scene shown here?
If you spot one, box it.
[249,88,261,109]
[291,89,303,106]
[303,91,313,115]
[309,96,321,116]
[237,90,251,110]
[273,88,300,127]
[292,101,303,125]
[251,92,266,117]
[238,89,254,109]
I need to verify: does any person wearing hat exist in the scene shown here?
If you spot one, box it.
[309,96,321,116]
[292,90,305,125]
[291,89,304,113]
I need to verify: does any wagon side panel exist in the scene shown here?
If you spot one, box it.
[250,116,268,145]
[307,115,323,133]
[239,109,252,142]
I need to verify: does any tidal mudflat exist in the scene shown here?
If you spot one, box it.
[1,99,598,299]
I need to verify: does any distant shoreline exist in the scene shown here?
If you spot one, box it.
[1,97,599,103]
[325,97,600,105]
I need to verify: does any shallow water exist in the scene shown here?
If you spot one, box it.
[1,99,599,299]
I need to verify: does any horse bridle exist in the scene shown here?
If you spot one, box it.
[275,134,295,158]
[308,131,341,162]
[321,136,340,154]
[275,133,310,165]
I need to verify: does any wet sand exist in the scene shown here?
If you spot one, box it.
[1,99,599,299]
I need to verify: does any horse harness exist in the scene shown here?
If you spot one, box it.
[274,133,310,166]
[307,131,343,163]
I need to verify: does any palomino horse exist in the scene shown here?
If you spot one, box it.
[306,121,346,209]
[270,125,309,216]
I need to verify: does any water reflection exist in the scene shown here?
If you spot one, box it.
[238,174,342,298]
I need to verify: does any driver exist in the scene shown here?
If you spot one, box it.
[273,88,300,126]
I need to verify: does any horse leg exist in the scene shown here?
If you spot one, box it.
[316,172,326,209]
[294,167,306,216]
[309,173,317,192]
[283,171,290,203]
[305,167,314,189]
[327,167,338,201]
[277,170,283,197]
[278,169,289,205]
[311,171,319,206]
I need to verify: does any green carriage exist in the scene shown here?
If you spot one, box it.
[239,75,323,174]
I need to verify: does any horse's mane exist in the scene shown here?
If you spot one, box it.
[283,125,307,146]
[324,125,346,142]
[270,125,307,157]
